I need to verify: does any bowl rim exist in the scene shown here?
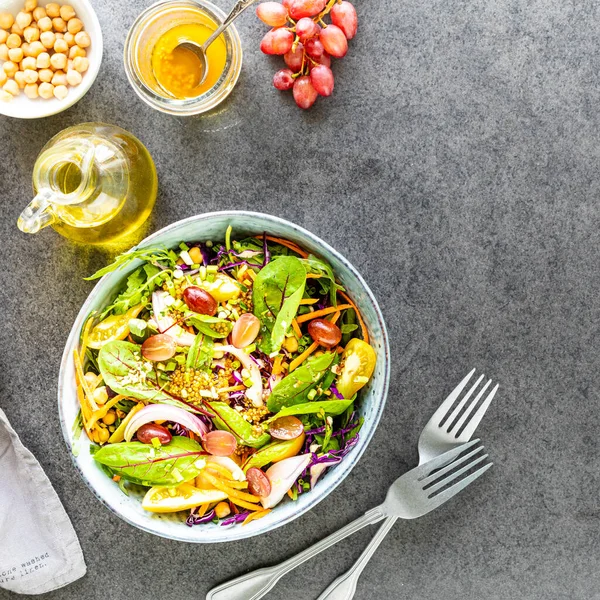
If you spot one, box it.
[58,210,390,542]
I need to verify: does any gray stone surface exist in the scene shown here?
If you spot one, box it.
[0,0,598,597]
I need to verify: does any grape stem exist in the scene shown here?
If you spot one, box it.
[315,0,338,22]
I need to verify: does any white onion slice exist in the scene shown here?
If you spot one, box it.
[124,404,209,442]
[214,344,263,407]
[261,454,312,509]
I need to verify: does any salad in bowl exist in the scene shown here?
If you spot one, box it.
[60,212,389,541]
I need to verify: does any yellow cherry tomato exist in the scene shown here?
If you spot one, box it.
[142,483,227,513]
[196,273,241,302]
[86,304,145,349]
[335,339,377,399]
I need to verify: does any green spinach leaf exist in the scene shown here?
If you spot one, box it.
[186,314,233,338]
[98,341,199,413]
[93,436,206,487]
[207,402,271,448]
[302,256,345,306]
[267,352,336,413]
[86,246,177,280]
[186,333,214,370]
[253,256,306,354]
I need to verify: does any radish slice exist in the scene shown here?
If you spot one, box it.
[309,456,342,489]
[206,456,246,482]
[261,454,311,509]
[151,291,196,346]
[124,404,209,442]
[214,344,264,407]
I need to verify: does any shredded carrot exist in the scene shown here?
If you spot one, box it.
[272,355,284,376]
[243,509,271,525]
[188,431,195,441]
[73,349,98,410]
[79,316,94,363]
[202,472,261,503]
[329,311,341,325]
[338,291,369,344]
[217,385,246,393]
[291,319,302,338]
[255,235,309,258]
[299,298,319,305]
[87,395,124,429]
[287,489,295,500]
[112,475,121,482]
[289,341,318,372]
[295,304,352,324]
[205,463,234,480]
[197,503,210,518]
[229,498,263,511]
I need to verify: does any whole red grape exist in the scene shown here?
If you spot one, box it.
[289,0,327,19]
[296,17,319,42]
[256,2,289,27]
[260,27,295,55]
[273,68,295,90]
[320,24,348,57]
[305,36,325,59]
[310,64,334,96]
[284,42,305,72]
[293,75,318,109]
[330,1,358,39]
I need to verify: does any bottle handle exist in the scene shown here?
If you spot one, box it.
[17,188,57,234]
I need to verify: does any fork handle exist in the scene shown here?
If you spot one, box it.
[316,516,399,600]
[205,506,387,600]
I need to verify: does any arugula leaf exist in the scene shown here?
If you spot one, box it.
[267,352,336,413]
[93,436,207,487]
[98,341,200,413]
[341,324,358,334]
[340,308,357,346]
[186,314,233,339]
[253,256,306,354]
[302,256,345,306]
[267,398,354,419]
[207,402,271,448]
[186,334,214,370]
[85,246,177,280]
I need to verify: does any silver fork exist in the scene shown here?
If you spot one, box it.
[206,370,497,600]
[315,370,499,600]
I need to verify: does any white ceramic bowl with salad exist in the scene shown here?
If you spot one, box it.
[58,211,390,542]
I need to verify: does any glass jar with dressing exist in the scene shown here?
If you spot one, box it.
[124,0,242,116]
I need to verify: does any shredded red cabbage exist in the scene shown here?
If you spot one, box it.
[262,232,271,266]
[330,386,345,400]
[186,509,216,526]
[220,511,250,526]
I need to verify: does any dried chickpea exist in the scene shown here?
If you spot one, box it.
[63,31,75,46]
[102,410,117,425]
[24,82,38,98]
[14,70,26,88]
[21,41,33,56]
[8,47,23,62]
[11,22,24,35]
[72,55,88,73]
[36,51,49,68]
[51,17,66,32]
[74,30,89,48]
[49,50,66,70]
[66,67,81,86]
[0,69,6,85]
[0,44,7,60]
[39,29,54,48]
[0,13,15,30]
[21,55,36,70]
[45,3,60,18]
[53,37,67,53]
[37,80,53,98]
[37,15,51,31]
[25,0,38,10]
[38,67,52,82]
[0,88,13,101]
[66,58,72,70]
[51,69,65,85]
[6,33,22,49]
[0,30,7,45]
[68,44,84,59]
[16,11,32,29]
[59,5,76,21]
[3,61,18,77]
[97,427,110,444]
[3,78,19,96]
[23,25,40,42]
[53,83,67,99]
[23,68,38,83]
[28,40,44,56]
[66,17,82,34]
[32,6,46,20]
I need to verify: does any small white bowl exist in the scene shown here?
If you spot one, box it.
[0,0,102,119]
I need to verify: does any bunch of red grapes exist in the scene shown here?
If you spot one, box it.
[255,0,358,109]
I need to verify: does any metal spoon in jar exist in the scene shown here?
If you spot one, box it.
[177,0,259,85]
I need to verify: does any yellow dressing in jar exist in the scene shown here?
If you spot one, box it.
[152,22,227,98]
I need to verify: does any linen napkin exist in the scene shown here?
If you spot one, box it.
[0,408,86,595]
